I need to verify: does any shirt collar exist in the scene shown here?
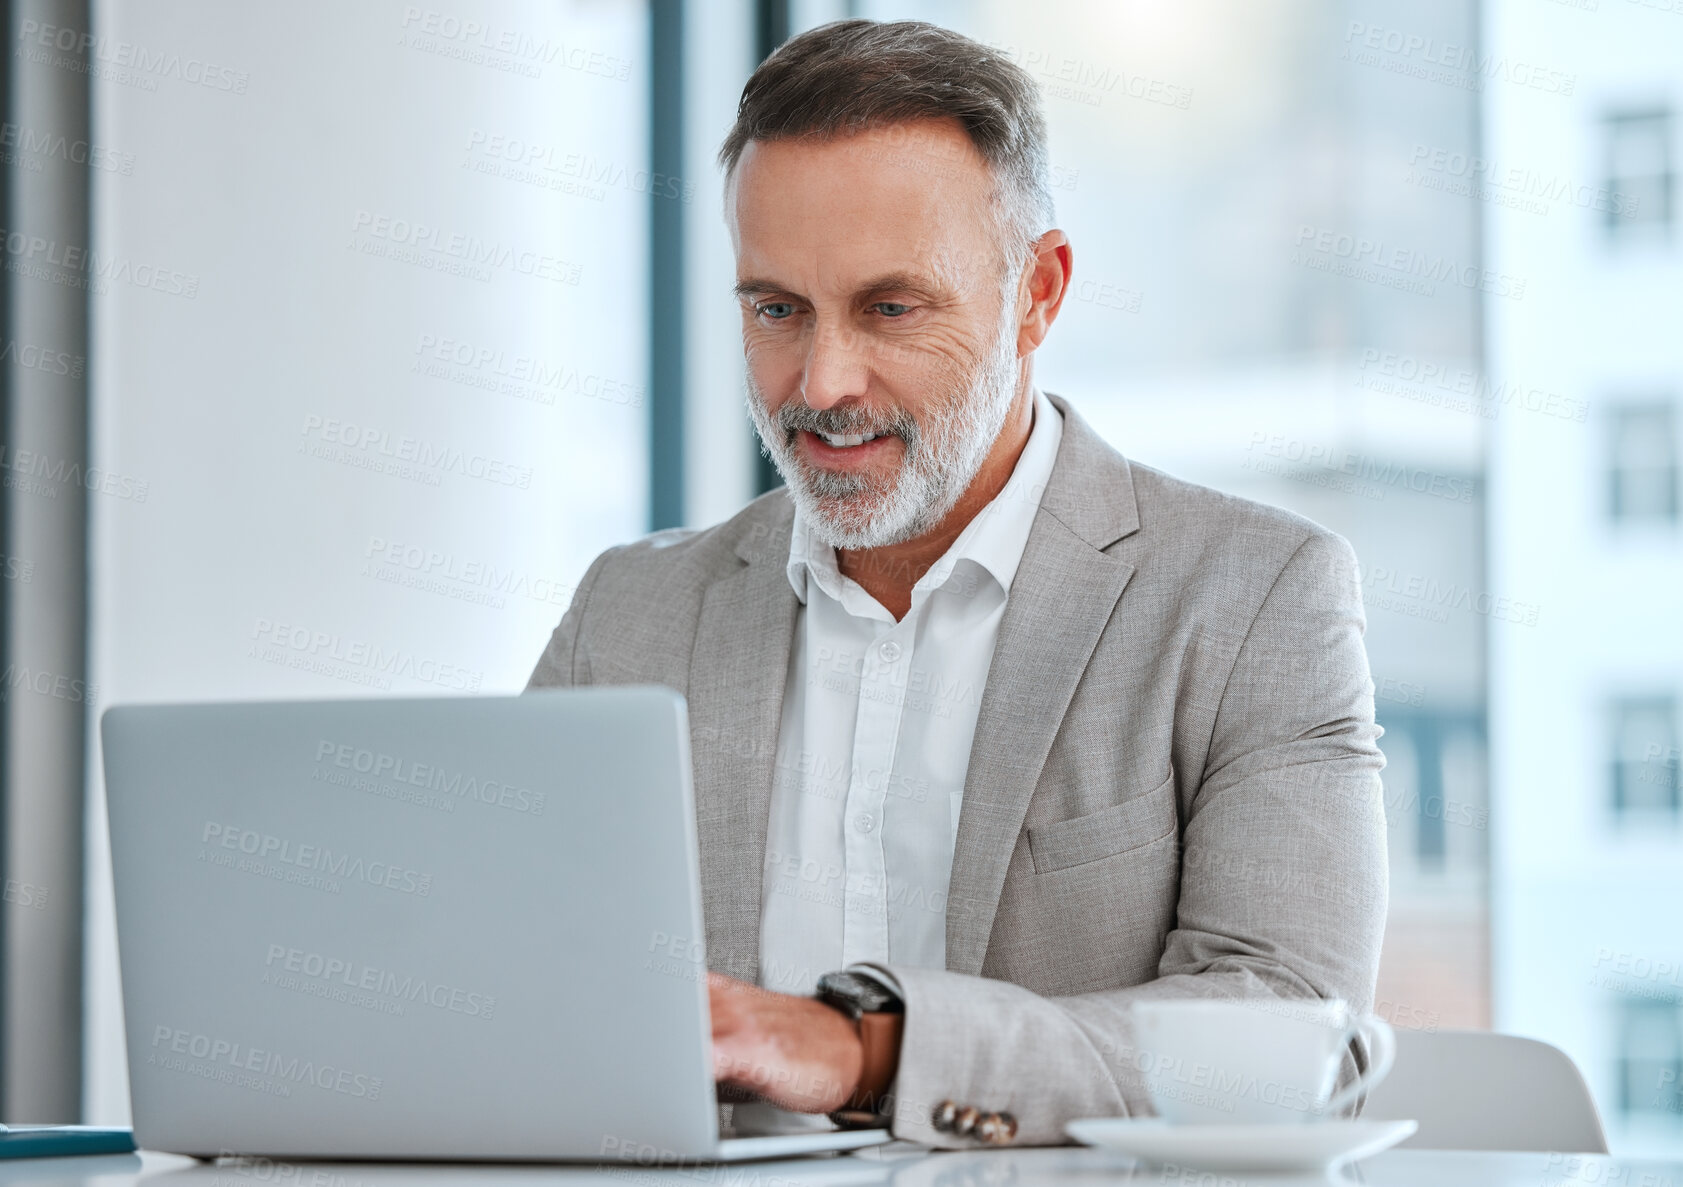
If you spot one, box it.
[786,387,1064,614]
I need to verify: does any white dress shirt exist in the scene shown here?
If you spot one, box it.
[757,388,1063,996]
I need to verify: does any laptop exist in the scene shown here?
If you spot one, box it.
[101,688,891,1163]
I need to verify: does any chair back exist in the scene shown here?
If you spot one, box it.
[1361,1028,1608,1153]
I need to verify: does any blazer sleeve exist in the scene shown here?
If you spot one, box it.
[858,529,1390,1147]
[524,547,618,690]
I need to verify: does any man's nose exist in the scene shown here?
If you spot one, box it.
[799,323,869,412]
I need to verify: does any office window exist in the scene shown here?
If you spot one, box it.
[1381,712,1489,872]
[1610,697,1681,817]
[82,0,653,1124]
[1603,109,1674,239]
[1617,999,1683,1118]
[1608,403,1680,524]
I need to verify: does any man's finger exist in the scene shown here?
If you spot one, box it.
[706,980,742,1036]
[715,1048,771,1089]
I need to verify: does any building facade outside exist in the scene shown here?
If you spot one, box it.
[1484,0,1683,1158]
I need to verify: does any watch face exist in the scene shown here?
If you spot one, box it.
[820,971,903,1014]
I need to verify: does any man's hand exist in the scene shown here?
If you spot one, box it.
[707,971,862,1113]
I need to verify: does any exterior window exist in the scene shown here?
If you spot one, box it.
[1610,696,1680,816]
[1374,709,1487,873]
[1608,403,1679,524]
[1604,110,1673,239]
[1617,999,1683,1117]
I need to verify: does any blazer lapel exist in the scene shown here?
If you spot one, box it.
[687,503,798,983]
[945,396,1141,975]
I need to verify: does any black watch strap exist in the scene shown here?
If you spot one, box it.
[817,971,904,1126]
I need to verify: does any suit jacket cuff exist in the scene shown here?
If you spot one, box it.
[849,961,1135,1147]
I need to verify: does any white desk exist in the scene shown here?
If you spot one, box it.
[0,1146,1676,1187]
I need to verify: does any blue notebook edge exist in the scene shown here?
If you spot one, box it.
[0,1126,137,1159]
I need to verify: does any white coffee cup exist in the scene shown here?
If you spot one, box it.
[1131,998,1395,1125]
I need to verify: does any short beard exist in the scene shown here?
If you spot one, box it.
[745,307,1021,552]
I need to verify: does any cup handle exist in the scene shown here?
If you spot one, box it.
[1321,1013,1396,1117]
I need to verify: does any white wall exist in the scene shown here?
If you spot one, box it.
[84,0,649,1121]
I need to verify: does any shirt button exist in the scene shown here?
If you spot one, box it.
[879,640,902,663]
[855,813,875,833]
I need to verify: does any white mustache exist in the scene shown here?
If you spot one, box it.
[776,405,918,451]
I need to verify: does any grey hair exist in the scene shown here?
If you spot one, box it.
[718,19,1055,269]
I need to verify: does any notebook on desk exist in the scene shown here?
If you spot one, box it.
[0,1125,135,1160]
[101,689,889,1164]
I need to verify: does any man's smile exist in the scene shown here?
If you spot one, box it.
[797,428,902,470]
[816,429,884,448]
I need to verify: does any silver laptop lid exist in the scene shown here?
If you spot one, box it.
[102,688,719,1160]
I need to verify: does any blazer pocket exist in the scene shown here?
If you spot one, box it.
[1027,773,1178,874]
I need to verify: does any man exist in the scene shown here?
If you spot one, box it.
[528,19,1387,1148]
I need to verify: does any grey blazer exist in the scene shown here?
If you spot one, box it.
[526,394,1388,1147]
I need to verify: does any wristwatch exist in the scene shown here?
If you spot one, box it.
[816,971,904,1126]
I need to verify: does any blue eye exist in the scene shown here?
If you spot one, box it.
[758,302,796,320]
[873,302,912,317]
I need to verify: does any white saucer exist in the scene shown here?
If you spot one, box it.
[1064,1117,1419,1174]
